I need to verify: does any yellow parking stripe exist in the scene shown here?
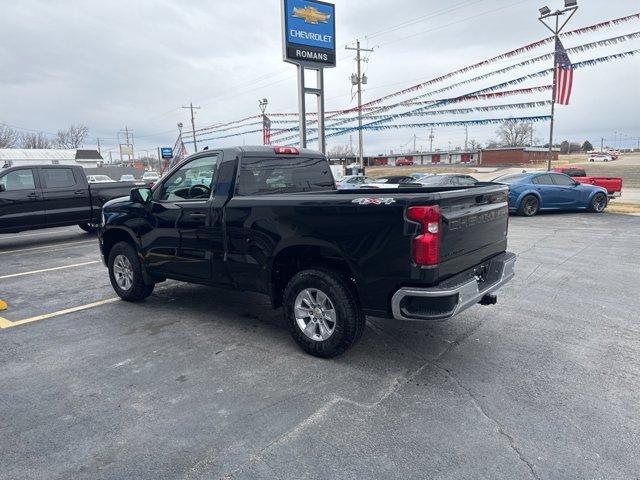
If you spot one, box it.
[0,261,100,280]
[0,298,119,329]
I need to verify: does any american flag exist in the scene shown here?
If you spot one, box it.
[554,38,573,105]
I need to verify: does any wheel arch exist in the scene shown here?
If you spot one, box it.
[269,240,359,309]
[101,227,138,262]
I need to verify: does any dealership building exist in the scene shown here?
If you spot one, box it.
[330,147,558,167]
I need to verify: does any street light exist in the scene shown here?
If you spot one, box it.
[538,0,578,171]
[258,98,268,115]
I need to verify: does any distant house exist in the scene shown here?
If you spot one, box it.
[0,149,103,169]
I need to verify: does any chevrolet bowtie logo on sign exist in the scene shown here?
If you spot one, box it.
[292,6,331,24]
[282,0,336,67]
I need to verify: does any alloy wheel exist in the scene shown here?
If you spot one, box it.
[294,288,337,341]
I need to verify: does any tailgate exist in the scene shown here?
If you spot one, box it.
[436,186,509,280]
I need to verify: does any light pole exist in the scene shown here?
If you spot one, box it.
[259,98,270,145]
[538,0,578,171]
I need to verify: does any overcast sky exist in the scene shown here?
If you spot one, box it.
[1,0,639,158]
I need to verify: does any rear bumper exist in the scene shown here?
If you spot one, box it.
[391,251,516,321]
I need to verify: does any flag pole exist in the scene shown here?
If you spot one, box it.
[538,2,579,171]
[547,16,559,172]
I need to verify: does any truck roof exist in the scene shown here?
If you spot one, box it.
[198,145,324,159]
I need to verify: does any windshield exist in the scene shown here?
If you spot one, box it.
[237,156,335,195]
[493,173,529,184]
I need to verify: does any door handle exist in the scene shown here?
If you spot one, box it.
[74,190,86,196]
[188,213,207,219]
[27,192,39,199]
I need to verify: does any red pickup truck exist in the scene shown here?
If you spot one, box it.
[553,167,622,198]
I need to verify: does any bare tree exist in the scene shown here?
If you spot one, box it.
[327,144,355,157]
[54,124,89,148]
[0,124,20,148]
[21,132,52,149]
[468,139,482,150]
[495,120,533,147]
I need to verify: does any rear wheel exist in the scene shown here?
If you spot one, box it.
[78,222,99,233]
[517,195,539,217]
[283,269,365,358]
[588,192,607,213]
[108,241,154,301]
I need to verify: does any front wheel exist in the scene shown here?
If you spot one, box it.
[283,269,365,358]
[587,193,608,213]
[517,195,540,217]
[108,241,154,301]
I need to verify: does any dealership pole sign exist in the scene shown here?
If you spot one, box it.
[281,0,335,153]
[283,0,336,67]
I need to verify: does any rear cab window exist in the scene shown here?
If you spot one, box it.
[237,156,334,195]
[42,168,77,188]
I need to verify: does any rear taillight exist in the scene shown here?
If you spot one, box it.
[407,205,440,266]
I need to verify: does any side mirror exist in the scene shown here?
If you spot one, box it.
[0,184,5,193]
[130,187,152,204]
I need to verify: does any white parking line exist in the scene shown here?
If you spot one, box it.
[0,261,101,280]
[0,298,119,329]
[0,229,75,240]
[0,240,96,255]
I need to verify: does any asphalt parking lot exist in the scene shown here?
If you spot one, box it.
[1,212,639,480]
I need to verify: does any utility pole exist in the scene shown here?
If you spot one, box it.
[464,125,468,150]
[346,40,374,169]
[182,102,201,152]
[413,134,417,153]
[538,1,579,171]
[96,137,101,154]
[429,127,434,151]
[118,126,134,164]
[601,137,604,152]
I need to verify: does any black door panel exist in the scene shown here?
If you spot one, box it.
[0,168,44,232]
[39,167,91,225]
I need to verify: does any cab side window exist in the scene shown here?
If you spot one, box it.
[157,155,219,201]
[0,169,36,191]
[42,168,77,188]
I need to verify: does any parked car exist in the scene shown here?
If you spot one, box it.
[395,158,414,166]
[588,153,612,162]
[119,174,137,181]
[366,175,420,188]
[87,174,116,183]
[100,146,515,357]
[553,167,622,197]
[418,174,479,187]
[336,175,373,189]
[0,165,136,234]
[494,172,608,216]
[141,171,160,183]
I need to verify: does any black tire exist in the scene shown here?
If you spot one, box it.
[587,192,608,213]
[107,241,154,301]
[517,195,540,217]
[283,268,365,358]
[78,223,98,233]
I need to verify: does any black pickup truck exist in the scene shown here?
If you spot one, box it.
[100,146,516,357]
[0,165,135,234]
